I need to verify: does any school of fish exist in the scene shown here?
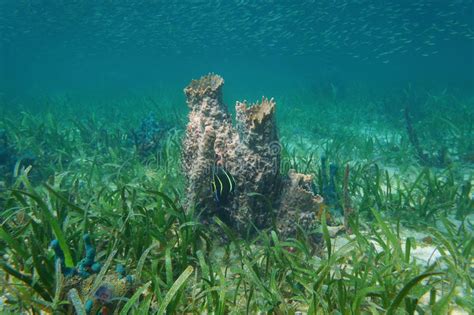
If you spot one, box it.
[0,0,472,64]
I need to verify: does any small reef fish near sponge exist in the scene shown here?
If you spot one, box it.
[182,74,325,240]
[211,165,236,204]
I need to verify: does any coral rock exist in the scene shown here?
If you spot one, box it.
[277,170,323,238]
[182,74,322,238]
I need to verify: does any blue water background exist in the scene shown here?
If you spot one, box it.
[0,0,473,104]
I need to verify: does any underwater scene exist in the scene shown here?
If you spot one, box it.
[0,1,473,314]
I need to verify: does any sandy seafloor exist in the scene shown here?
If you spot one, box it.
[278,126,473,314]
[332,215,473,315]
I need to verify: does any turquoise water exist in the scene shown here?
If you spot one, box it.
[0,1,473,314]
[1,1,473,100]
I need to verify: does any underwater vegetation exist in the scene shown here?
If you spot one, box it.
[131,113,173,159]
[0,78,473,314]
[0,128,38,188]
[50,234,136,315]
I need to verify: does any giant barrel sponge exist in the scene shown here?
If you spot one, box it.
[182,74,323,239]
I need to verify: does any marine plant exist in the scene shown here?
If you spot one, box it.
[131,112,173,158]
[0,83,472,314]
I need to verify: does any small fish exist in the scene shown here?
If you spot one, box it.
[211,166,236,204]
[94,285,113,303]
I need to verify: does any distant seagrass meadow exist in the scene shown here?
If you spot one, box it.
[0,1,473,314]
